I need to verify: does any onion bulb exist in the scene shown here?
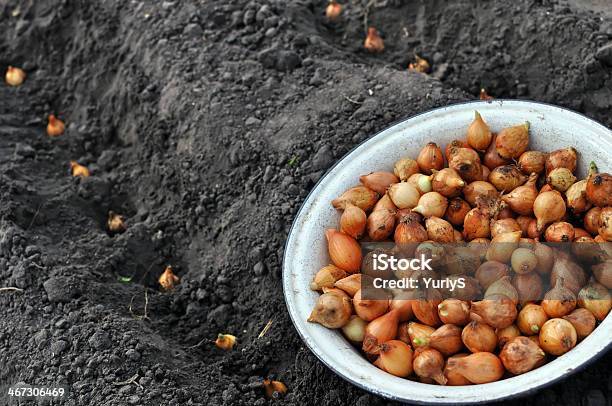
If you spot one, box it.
[533,190,566,232]
[471,294,517,328]
[445,352,504,384]
[388,182,420,209]
[496,122,529,159]
[334,273,364,297]
[577,280,612,321]
[550,253,587,295]
[463,181,499,206]
[394,213,428,249]
[394,158,420,181]
[496,324,520,349]
[359,171,399,195]
[445,139,468,162]
[534,241,554,275]
[438,299,470,326]
[432,168,465,197]
[70,161,90,177]
[340,204,367,239]
[325,229,362,273]
[491,218,521,239]
[408,322,436,347]
[332,186,379,212]
[373,193,397,212]
[463,208,490,241]
[450,147,483,182]
[485,276,519,305]
[366,209,395,241]
[413,348,448,385]
[47,114,65,137]
[5,66,26,86]
[591,261,612,289]
[563,308,596,340]
[565,179,591,214]
[390,291,415,322]
[583,207,602,235]
[518,151,547,175]
[429,324,463,356]
[308,290,352,328]
[310,264,348,291]
[107,211,126,234]
[502,173,538,215]
[353,289,388,321]
[363,309,400,354]
[500,336,546,375]
[586,168,612,208]
[485,231,521,263]
[417,142,444,175]
[445,197,471,226]
[598,207,612,241]
[542,278,577,318]
[462,321,497,353]
[546,167,576,192]
[425,216,455,243]
[539,318,577,356]
[412,288,443,326]
[374,340,414,377]
[467,111,492,151]
[215,334,237,350]
[325,0,342,21]
[444,354,472,386]
[517,304,548,335]
[475,261,510,290]
[513,272,543,303]
[342,315,368,343]
[484,134,511,170]
[413,192,448,218]
[511,247,538,274]
[364,27,384,53]
[489,165,527,192]
[545,147,577,175]
[544,221,575,243]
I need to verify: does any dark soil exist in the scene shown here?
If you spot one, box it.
[0,0,610,405]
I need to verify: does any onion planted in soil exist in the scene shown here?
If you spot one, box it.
[364,27,384,53]
[5,66,26,86]
[47,114,65,137]
[325,0,342,21]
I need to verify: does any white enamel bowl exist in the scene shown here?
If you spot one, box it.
[283,100,612,404]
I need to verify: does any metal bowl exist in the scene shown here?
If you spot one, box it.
[283,100,612,404]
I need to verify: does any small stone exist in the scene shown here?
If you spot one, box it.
[50,340,69,356]
[125,349,141,361]
[253,261,266,276]
[245,117,261,126]
[15,143,35,158]
[88,330,111,350]
[311,145,333,171]
[276,50,301,71]
[243,9,256,26]
[43,277,81,303]
[183,23,203,37]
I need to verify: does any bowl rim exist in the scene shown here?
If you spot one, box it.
[282,99,612,404]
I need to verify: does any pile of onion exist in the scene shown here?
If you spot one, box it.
[306,111,610,385]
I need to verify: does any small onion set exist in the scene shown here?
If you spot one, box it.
[307,112,611,385]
